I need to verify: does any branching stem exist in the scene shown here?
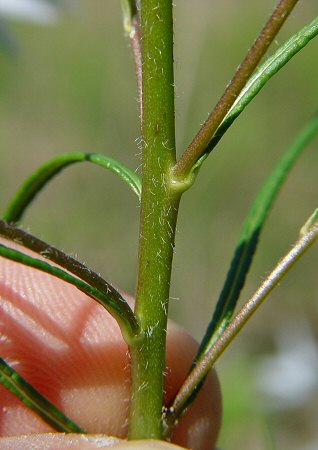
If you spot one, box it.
[164,211,318,435]
[128,0,179,440]
[173,0,299,179]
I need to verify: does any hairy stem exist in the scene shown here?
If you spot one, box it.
[120,0,143,120]
[130,17,143,121]
[128,0,179,440]
[173,0,299,178]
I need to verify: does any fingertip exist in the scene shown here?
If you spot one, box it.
[0,243,222,448]
[0,435,188,450]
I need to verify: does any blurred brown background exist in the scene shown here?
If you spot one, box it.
[0,1,318,449]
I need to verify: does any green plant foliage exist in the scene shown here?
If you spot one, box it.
[198,112,318,359]
[0,1,317,445]
[3,152,141,224]
[0,235,139,342]
[120,0,138,33]
[0,21,16,56]
[206,15,318,158]
[0,357,85,433]
[165,207,318,434]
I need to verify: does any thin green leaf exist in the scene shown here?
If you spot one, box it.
[0,357,85,433]
[120,0,142,120]
[173,0,299,178]
[0,237,139,343]
[120,0,138,34]
[300,208,318,236]
[0,220,129,314]
[165,210,318,436]
[0,221,130,314]
[263,421,278,450]
[3,152,141,224]
[198,112,318,360]
[0,21,17,57]
[204,15,318,158]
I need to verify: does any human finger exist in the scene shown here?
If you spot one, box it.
[0,434,186,450]
[0,240,221,449]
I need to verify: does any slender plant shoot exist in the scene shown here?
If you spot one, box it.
[164,209,318,435]
[0,1,317,445]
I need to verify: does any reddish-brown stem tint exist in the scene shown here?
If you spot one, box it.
[0,221,126,310]
[129,16,143,122]
[164,219,318,435]
[173,0,299,178]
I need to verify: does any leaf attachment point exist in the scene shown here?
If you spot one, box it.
[173,0,301,178]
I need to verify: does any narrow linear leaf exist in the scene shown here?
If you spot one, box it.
[0,220,129,313]
[0,238,139,342]
[3,152,141,224]
[165,211,318,436]
[300,208,318,236]
[0,357,85,433]
[264,422,278,450]
[0,20,17,57]
[120,0,138,34]
[197,112,318,360]
[173,0,299,178]
[204,15,318,157]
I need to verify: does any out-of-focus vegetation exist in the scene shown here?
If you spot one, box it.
[0,2,317,449]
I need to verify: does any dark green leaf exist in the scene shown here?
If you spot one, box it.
[3,152,141,224]
[0,357,85,433]
[0,225,140,343]
[204,15,318,158]
[120,0,138,33]
[198,111,318,360]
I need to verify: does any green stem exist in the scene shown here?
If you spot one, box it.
[206,16,318,156]
[128,0,180,440]
[173,0,299,179]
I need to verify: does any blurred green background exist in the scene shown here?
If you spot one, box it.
[0,1,318,449]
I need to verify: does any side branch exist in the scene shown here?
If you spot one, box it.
[173,0,299,178]
[129,0,178,440]
[164,210,318,435]
[121,0,143,121]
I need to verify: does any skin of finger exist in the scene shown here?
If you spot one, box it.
[115,439,187,449]
[0,433,122,450]
[0,240,222,449]
[0,435,187,450]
